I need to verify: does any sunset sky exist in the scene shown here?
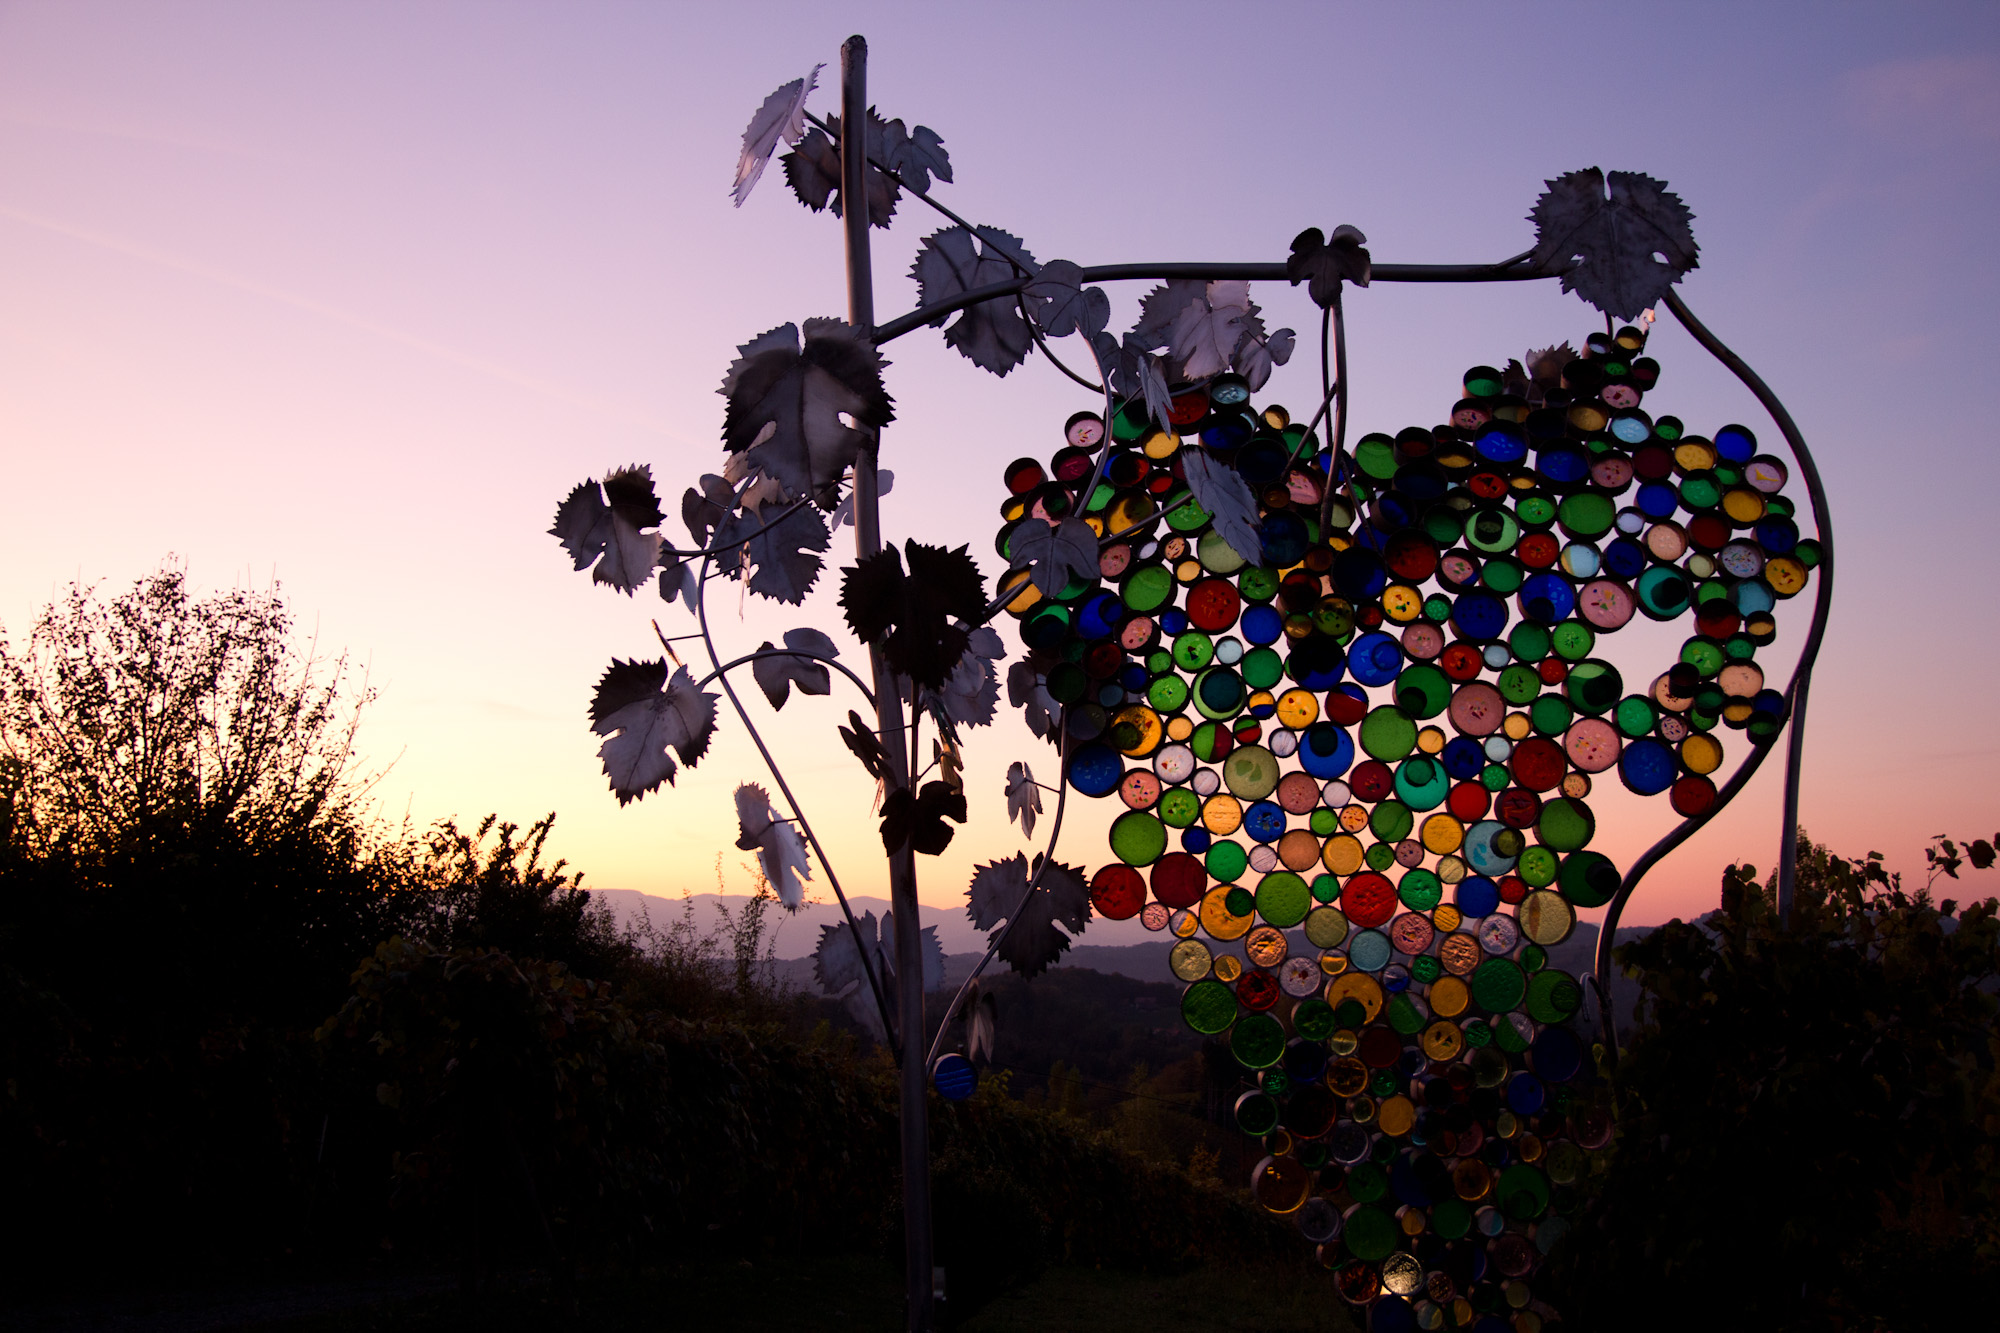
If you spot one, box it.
[4,1,1997,938]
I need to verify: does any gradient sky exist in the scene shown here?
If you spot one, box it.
[3,1,1997,934]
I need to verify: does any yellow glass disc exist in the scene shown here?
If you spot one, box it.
[1421,813,1465,855]
[1764,555,1808,595]
[1213,953,1243,982]
[1382,585,1424,623]
[1199,885,1253,941]
[1322,834,1365,875]
[998,568,1041,615]
[1201,793,1244,835]
[1275,688,1319,729]
[1378,1095,1417,1137]
[1111,705,1163,757]
[1429,974,1471,1018]
[1421,1019,1464,1061]
[1326,972,1385,1024]
[1679,732,1724,775]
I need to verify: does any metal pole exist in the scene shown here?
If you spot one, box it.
[839,34,934,1333]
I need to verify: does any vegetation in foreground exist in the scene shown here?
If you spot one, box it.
[3,566,1997,1333]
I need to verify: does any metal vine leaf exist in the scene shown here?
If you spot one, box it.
[712,504,830,604]
[1005,657,1060,740]
[550,465,664,595]
[1529,167,1699,320]
[830,468,891,532]
[1286,224,1372,307]
[815,908,946,1014]
[657,560,701,610]
[1004,761,1040,839]
[885,121,951,194]
[1022,260,1109,340]
[1171,287,1243,377]
[782,108,906,228]
[1009,515,1099,596]
[732,781,811,907]
[732,64,822,207]
[1164,280,1292,384]
[965,853,1030,931]
[881,780,967,856]
[1129,278,1205,350]
[965,853,1090,979]
[910,225,1039,377]
[838,541,987,690]
[1179,449,1263,564]
[751,627,838,709]
[837,708,892,781]
[1091,332,1173,431]
[1235,326,1296,393]
[720,319,894,508]
[921,625,1004,737]
[588,659,718,803]
[680,473,736,547]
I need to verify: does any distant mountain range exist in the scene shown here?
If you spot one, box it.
[592,887,1654,1038]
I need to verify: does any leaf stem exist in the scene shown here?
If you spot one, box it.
[660,495,817,561]
[924,724,1073,1072]
[692,553,897,1046]
[693,648,878,709]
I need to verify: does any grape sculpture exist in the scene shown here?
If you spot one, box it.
[993,324,1816,1331]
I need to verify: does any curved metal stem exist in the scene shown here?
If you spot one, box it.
[660,495,815,560]
[1592,289,1835,1056]
[1315,289,1352,535]
[924,726,1073,1072]
[1020,295,1105,392]
[693,553,896,1043]
[695,648,878,709]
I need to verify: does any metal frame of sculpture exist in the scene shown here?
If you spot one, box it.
[546,35,1831,1332]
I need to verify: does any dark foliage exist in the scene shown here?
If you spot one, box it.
[1550,831,2000,1330]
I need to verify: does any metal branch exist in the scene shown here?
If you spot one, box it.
[871,253,1540,346]
[924,725,1073,1072]
[694,648,878,709]
[1591,288,1835,1057]
[692,552,896,1046]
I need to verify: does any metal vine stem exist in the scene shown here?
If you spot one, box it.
[1589,289,1834,1057]
[923,723,1074,1073]
[689,554,897,1044]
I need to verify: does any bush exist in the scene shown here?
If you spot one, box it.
[1550,832,2000,1330]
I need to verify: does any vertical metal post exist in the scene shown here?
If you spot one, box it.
[839,34,933,1333]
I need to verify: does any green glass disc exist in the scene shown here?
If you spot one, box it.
[1360,705,1419,760]
[1206,839,1248,883]
[1110,811,1167,866]
[1536,798,1595,852]
[1470,958,1527,1012]
[1181,979,1238,1034]
[1230,1011,1286,1068]
[1255,872,1309,928]
[1394,664,1451,718]
[1369,800,1414,843]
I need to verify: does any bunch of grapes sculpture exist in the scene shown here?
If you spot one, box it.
[548,41,1826,1333]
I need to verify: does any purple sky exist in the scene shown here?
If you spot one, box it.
[3,1,1997,928]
